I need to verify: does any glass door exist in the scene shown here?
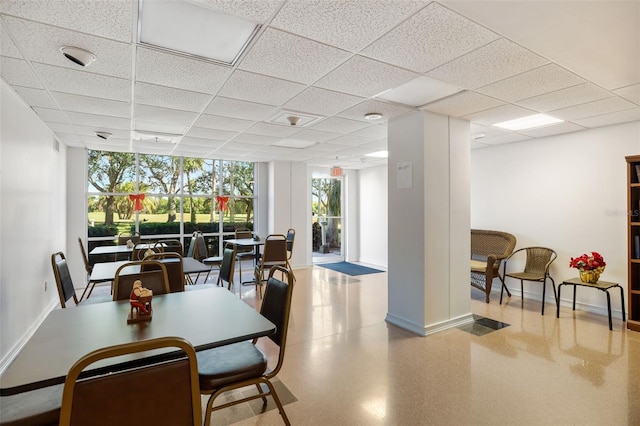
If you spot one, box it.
[311,176,343,263]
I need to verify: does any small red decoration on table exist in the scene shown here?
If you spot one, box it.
[128,280,153,323]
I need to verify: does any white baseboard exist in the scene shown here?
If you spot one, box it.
[385,312,474,336]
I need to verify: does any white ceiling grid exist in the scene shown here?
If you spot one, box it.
[0,0,638,169]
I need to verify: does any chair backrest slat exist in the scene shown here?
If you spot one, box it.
[51,252,77,308]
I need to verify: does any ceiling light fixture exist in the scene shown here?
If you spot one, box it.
[364,112,383,121]
[493,114,563,131]
[60,46,96,67]
[133,130,183,144]
[138,0,260,66]
[366,150,388,158]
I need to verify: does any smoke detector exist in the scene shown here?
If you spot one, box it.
[60,46,96,67]
[95,131,112,140]
[268,109,323,127]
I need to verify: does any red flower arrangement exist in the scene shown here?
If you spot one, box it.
[569,252,606,271]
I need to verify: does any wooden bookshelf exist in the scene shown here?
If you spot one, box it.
[626,155,640,332]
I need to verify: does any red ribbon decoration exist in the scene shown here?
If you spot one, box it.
[129,193,145,211]
[216,195,229,212]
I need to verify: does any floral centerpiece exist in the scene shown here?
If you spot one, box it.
[569,251,606,283]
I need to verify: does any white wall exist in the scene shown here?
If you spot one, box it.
[359,165,388,267]
[471,121,640,315]
[0,81,65,368]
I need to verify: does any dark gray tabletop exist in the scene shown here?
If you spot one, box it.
[89,257,212,282]
[0,288,275,395]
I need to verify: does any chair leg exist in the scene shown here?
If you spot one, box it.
[262,379,291,426]
[286,260,296,281]
[541,278,547,315]
[256,383,268,405]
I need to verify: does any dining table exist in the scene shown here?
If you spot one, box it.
[89,257,213,283]
[225,238,266,284]
[0,288,275,396]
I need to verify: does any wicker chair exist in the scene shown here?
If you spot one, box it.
[503,247,557,314]
[470,229,516,303]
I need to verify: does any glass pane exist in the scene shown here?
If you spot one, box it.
[222,161,254,196]
[87,150,135,193]
[222,197,254,232]
[182,158,213,195]
[139,154,181,195]
[183,196,218,234]
[138,196,181,237]
[313,217,341,255]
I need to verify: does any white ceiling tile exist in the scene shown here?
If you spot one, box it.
[549,97,637,121]
[0,25,22,58]
[516,83,613,112]
[134,82,212,113]
[324,134,373,147]
[134,104,198,128]
[136,47,232,94]
[477,64,586,102]
[426,38,548,89]
[463,104,538,126]
[14,86,56,108]
[310,117,371,134]
[284,87,364,117]
[2,16,131,79]
[239,28,351,84]
[171,147,215,157]
[47,122,76,134]
[54,132,82,142]
[245,122,300,138]
[232,133,281,146]
[469,123,512,140]
[276,151,318,162]
[470,141,491,149]
[218,70,305,105]
[68,124,130,139]
[219,141,263,152]
[185,127,237,141]
[613,84,640,105]
[271,0,427,52]
[359,139,388,151]
[256,145,297,155]
[573,107,640,128]
[204,96,276,120]
[421,91,504,117]
[1,57,42,88]
[351,124,387,140]
[363,2,500,73]
[66,111,130,130]
[52,92,130,118]
[287,129,341,143]
[336,146,376,157]
[515,122,587,138]
[179,136,225,148]
[33,107,67,123]
[193,113,253,132]
[32,63,129,101]
[306,142,348,153]
[338,99,414,122]
[1,0,133,42]
[315,55,418,98]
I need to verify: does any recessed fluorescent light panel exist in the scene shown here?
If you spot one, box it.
[366,150,388,158]
[272,139,317,149]
[493,114,563,131]
[377,76,463,107]
[138,0,260,65]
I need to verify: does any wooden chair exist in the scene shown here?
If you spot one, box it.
[253,234,288,298]
[143,252,186,293]
[51,252,110,308]
[112,260,170,301]
[59,337,201,426]
[77,237,111,301]
[503,247,558,314]
[131,241,161,261]
[116,231,140,261]
[197,266,294,426]
[155,238,183,255]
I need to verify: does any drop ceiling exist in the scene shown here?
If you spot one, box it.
[1,0,638,170]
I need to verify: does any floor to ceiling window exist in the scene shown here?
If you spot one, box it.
[311,175,343,263]
[87,150,255,258]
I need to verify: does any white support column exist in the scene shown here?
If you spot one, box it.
[386,110,473,336]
